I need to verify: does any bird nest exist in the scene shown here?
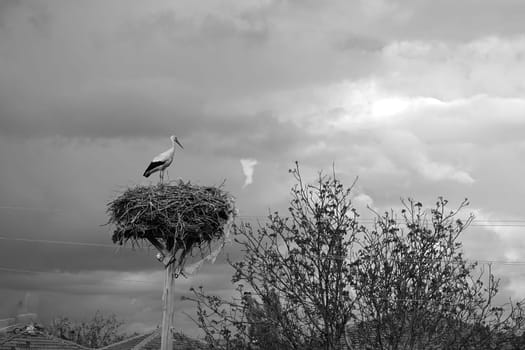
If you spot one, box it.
[106,181,235,258]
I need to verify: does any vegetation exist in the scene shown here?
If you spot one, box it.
[47,311,127,348]
[190,163,357,349]
[188,163,525,350]
[350,198,525,349]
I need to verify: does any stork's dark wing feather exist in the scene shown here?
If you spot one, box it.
[143,161,166,177]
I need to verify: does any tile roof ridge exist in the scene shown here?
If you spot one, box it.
[0,324,90,349]
[0,323,41,347]
[97,331,155,350]
[42,331,92,350]
[131,328,161,350]
[0,323,27,334]
[0,332,19,346]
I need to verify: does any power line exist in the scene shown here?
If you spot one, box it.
[1,236,524,265]
[237,218,525,228]
[0,236,117,248]
[2,205,525,228]
[0,236,185,251]
[0,266,155,284]
[2,206,525,224]
[0,265,525,304]
[238,215,525,222]
[293,254,525,266]
[0,206,62,212]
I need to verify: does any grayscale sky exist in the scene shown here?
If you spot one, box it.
[2,0,525,338]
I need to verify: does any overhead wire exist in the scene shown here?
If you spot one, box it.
[0,264,523,304]
[0,266,155,284]
[0,236,117,248]
[3,206,525,223]
[1,214,525,264]
[1,208,525,289]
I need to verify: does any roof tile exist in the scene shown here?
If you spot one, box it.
[99,329,207,350]
[0,325,89,350]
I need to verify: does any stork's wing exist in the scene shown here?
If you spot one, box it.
[144,147,174,177]
[143,160,166,177]
[152,148,173,162]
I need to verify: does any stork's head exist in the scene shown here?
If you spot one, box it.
[170,135,184,149]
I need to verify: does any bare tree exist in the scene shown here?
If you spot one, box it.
[348,198,525,350]
[189,165,525,350]
[47,311,126,348]
[189,162,358,349]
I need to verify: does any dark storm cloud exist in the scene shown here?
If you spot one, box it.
[395,0,525,41]
[0,0,386,139]
[0,214,239,275]
[0,81,312,163]
[195,112,315,160]
[0,240,158,273]
[0,89,200,139]
[200,13,268,44]
[0,262,233,297]
[336,33,385,52]
[123,8,269,47]
[0,0,20,28]
[0,262,236,337]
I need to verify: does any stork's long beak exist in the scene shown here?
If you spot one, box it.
[175,138,184,149]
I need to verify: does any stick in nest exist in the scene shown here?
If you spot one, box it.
[107,181,235,266]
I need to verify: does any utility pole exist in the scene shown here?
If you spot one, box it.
[107,183,235,350]
[161,260,176,350]
[148,237,177,350]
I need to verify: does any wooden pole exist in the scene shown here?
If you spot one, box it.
[161,259,176,350]
[147,237,178,350]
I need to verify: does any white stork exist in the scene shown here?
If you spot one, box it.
[143,135,184,182]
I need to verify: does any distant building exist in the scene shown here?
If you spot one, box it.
[0,324,207,350]
[0,323,89,350]
[99,328,207,350]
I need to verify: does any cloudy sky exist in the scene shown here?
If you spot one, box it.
[2,0,525,338]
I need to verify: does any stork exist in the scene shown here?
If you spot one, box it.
[143,135,184,183]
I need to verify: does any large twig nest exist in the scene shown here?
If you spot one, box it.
[107,181,235,256]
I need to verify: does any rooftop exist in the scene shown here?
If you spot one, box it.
[100,329,207,350]
[0,324,89,350]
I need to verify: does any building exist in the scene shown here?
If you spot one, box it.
[0,323,89,350]
[99,329,207,350]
